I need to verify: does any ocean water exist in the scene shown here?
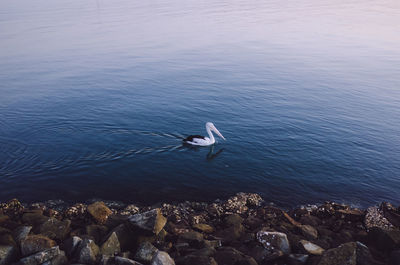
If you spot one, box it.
[0,0,399,207]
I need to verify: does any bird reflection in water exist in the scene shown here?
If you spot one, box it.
[206,145,224,161]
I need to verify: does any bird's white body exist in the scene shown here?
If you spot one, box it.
[184,122,226,146]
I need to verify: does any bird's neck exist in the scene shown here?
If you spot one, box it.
[206,126,215,144]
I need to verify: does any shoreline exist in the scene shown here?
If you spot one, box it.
[0,192,399,265]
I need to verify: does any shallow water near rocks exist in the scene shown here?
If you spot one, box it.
[0,0,399,207]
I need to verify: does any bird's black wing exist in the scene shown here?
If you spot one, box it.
[183,135,205,142]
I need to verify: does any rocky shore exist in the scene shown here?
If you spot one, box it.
[1,193,400,265]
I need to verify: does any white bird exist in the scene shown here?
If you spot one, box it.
[183,122,226,146]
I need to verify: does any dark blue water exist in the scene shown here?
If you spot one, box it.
[1,0,399,207]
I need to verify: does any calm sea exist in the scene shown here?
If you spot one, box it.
[1,0,399,207]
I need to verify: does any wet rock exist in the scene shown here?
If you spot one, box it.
[300,225,318,240]
[87,202,113,224]
[178,231,204,248]
[225,214,244,227]
[256,230,290,254]
[365,206,394,230]
[151,251,175,265]
[190,247,216,257]
[17,246,61,265]
[101,255,143,265]
[64,203,87,221]
[0,215,9,225]
[368,227,400,251]
[63,236,82,258]
[236,256,258,265]
[134,241,158,263]
[13,226,32,245]
[299,240,325,255]
[101,232,121,256]
[0,232,16,247]
[287,254,308,265]
[128,209,167,235]
[39,218,71,240]
[21,235,57,256]
[192,224,214,234]
[317,241,376,265]
[0,245,17,265]
[75,238,100,264]
[176,255,217,265]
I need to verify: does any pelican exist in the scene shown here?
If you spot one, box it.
[183,122,226,146]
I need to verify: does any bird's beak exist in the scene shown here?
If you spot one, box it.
[213,127,226,140]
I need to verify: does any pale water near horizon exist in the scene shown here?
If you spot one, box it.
[0,0,399,207]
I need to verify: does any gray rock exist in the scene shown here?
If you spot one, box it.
[299,240,325,255]
[134,241,158,263]
[63,236,82,258]
[101,232,121,256]
[21,235,57,257]
[75,238,100,264]
[128,209,167,235]
[151,251,175,265]
[317,241,377,265]
[39,218,71,240]
[100,255,143,265]
[287,254,308,265]
[108,224,135,251]
[0,245,17,265]
[365,206,394,230]
[176,255,217,265]
[13,226,32,245]
[41,250,68,265]
[17,246,61,265]
[256,230,290,254]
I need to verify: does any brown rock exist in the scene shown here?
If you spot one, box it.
[193,224,214,234]
[21,235,56,256]
[39,218,71,240]
[87,202,113,224]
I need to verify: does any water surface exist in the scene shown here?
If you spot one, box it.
[1,0,400,207]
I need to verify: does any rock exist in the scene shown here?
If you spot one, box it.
[21,211,49,227]
[39,218,71,240]
[225,214,244,227]
[389,250,400,265]
[176,255,217,265]
[134,241,158,263]
[365,206,394,230]
[13,226,32,245]
[287,254,308,265]
[101,232,121,256]
[17,246,61,265]
[63,236,82,258]
[300,225,318,240]
[120,205,140,216]
[41,251,68,265]
[87,202,113,224]
[214,247,243,265]
[192,224,214,234]
[151,251,175,265]
[190,247,216,257]
[336,209,364,222]
[178,231,204,247]
[368,227,400,251]
[108,224,135,251]
[256,230,290,254]
[86,224,108,244]
[128,209,167,235]
[317,241,376,265]
[0,215,9,225]
[21,235,57,256]
[299,215,321,227]
[75,238,100,264]
[101,256,143,265]
[0,245,17,265]
[236,256,258,265]
[299,240,325,255]
[381,202,400,227]
[0,233,16,246]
